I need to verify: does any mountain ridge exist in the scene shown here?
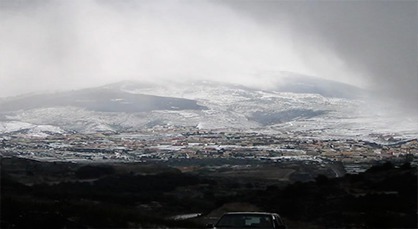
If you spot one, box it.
[0,86,206,113]
[0,74,416,140]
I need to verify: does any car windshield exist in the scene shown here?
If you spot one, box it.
[215,214,273,228]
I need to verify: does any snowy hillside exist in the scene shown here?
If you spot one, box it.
[0,74,417,140]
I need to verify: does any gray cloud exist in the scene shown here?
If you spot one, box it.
[221,0,418,113]
[0,0,416,115]
[0,0,310,95]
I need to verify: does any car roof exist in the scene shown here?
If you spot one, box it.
[222,212,278,215]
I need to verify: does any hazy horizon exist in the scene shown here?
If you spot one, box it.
[1,0,417,114]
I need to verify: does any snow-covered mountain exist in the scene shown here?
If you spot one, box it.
[0,73,416,140]
[0,87,205,113]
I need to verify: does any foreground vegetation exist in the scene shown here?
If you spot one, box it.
[1,157,416,228]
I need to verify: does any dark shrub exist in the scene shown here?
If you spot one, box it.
[75,165,115,179]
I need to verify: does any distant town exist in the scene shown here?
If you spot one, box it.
[1,126,417,176]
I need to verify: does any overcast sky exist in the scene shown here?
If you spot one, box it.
[0,0,417,113]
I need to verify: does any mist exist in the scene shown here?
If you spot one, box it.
[223,0,418,115]
[0,0,311,94]
[1,0,416,114]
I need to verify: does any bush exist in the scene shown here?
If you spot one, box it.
[75,165,115,179]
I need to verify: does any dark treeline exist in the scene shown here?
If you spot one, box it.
[232,162,417,228]
[1,158,417,228]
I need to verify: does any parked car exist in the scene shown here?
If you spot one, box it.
[207,212,286,229]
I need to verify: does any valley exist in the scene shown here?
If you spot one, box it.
[1,127,417,177]
[1,78,417,228]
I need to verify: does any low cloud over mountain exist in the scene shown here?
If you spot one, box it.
[0,86,206,113]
